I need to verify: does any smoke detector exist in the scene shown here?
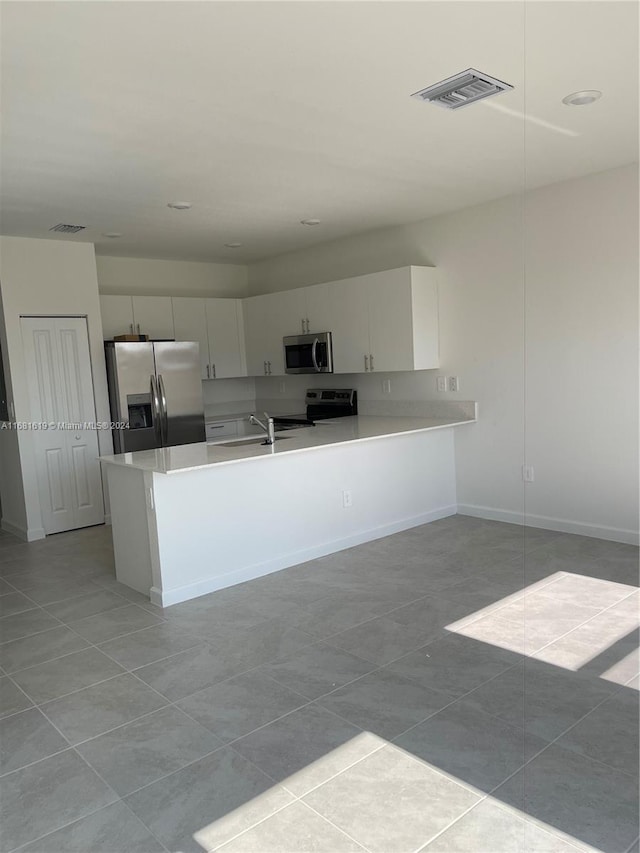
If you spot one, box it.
[49,223,86,234]
[411,69,513,110]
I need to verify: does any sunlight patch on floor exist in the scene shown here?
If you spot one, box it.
[447,573,638,665]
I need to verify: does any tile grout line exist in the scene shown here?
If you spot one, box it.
[2,523,637,852]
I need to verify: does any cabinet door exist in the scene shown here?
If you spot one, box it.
[267,290,307,374]
[206,299,246,378]
[304,282,334,333]
[132,296,175,339]
[329,277,370,374]
[172,298,209,379]
[243,295,271,376]
[367,268,414,372]
[99,295,134,340]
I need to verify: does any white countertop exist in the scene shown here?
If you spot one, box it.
[99,415,475,475]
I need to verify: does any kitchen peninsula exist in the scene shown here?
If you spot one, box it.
[100,410,476,606]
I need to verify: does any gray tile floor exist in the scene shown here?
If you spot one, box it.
[0,516,638,853]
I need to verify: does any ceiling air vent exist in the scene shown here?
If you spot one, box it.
[411,69,513,110]
[49,223,86,234]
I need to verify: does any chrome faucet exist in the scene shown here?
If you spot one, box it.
[249,412,276,445]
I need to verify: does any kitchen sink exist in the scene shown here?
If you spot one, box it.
[220,436,292,447]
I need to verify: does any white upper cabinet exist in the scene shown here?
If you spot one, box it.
[328,275,371,374]
[243,293,286,376]
[331,266,439,374]
[304,282,334,334]
[131,296,174,339]
[172,297,246,379]
[99,295,174,340]
[172,297,209,379]
[205,298,246,379]
[99,295,135,340]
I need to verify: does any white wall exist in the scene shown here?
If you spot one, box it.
[96,255,249,298]
[0,236,113,539]
[248,164,639,543]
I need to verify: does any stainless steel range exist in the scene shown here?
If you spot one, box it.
[273,388,358,431]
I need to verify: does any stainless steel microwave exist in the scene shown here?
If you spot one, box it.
[283,332,333,374]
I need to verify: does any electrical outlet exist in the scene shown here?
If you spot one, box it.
[279,381,286,393]
[436,376,447,393]
[342,489,353,508]
[448,376,460,392]
[522,465,535,483]
[382,379,391,394]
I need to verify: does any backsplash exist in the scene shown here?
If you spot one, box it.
[254,371,476,419]
[202,377,256,418]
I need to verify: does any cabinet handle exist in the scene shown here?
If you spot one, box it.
[370,353,375,371]
[364,354,369,372]
[264,361,267,375]
[301,318,306,333]
[136,324,141,334]
[129,323,134,334]
[212,364,216,378]
[206,364,210,379]
[306,318,310,333]
[268,361,272,375]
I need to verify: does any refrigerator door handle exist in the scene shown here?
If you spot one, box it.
[158,373,168,446]
[150,374,162,446]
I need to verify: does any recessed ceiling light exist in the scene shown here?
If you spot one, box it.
[562,90,602,106]
[167,202,192,210]
[102,232,122,238]
[300,218,321,226]
[224,242,243,248]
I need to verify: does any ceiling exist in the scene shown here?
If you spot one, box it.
[1,1,637,264]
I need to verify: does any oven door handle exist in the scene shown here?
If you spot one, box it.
[311,337,321,372]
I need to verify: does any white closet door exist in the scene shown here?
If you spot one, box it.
[21,317,104,534]
[56,318,105,529]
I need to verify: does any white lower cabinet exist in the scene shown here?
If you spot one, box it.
[205,420,239,441]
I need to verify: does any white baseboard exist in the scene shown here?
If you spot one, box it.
[0,519,46,542]
[457,503,639,546]
[151,504,458,607]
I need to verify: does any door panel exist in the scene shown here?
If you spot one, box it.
[206,299,245,379]
[32,328,64,423]
[22,318,75,534]
[71,444,91,508]
[21,316,104,534]
[304,283,334,333]
[132,296,175,339]
[328,277,370,374]
[367,269,413,372]
[172,298,209,379]
[45,448,68,514]
[55,319,104,528]
[153,342,205,446]
[99,295,134,340]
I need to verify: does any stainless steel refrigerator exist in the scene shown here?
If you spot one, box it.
[105,341,205,453]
